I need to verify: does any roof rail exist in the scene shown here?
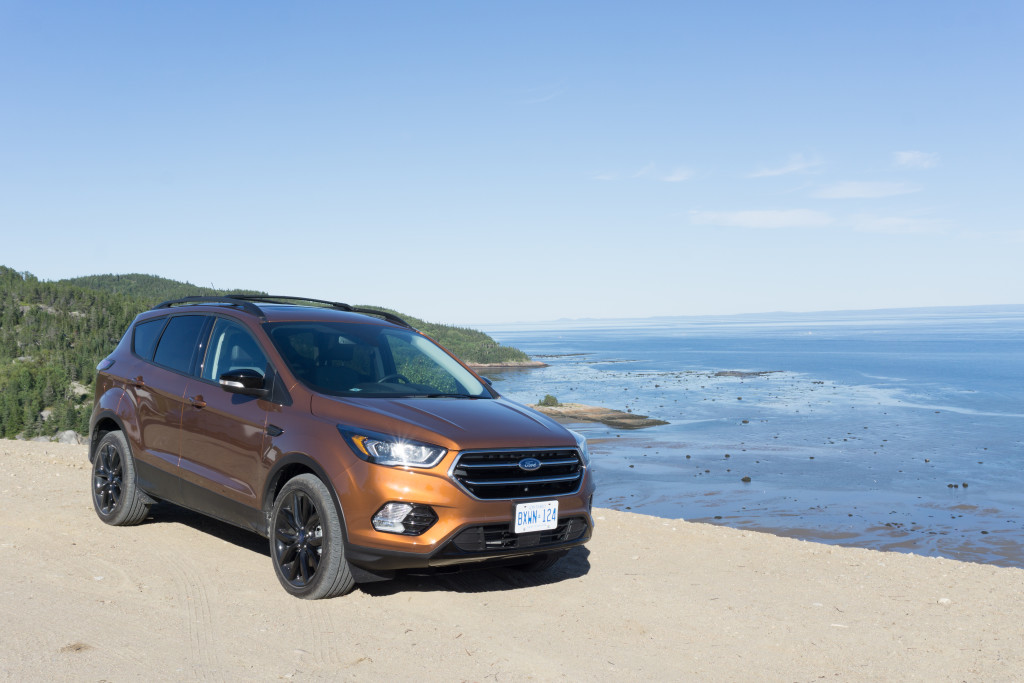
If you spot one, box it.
[152,296,267,320]
[232,296,412,328]
[152,295,412,328]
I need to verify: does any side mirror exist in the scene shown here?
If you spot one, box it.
[220,369,268,397]
[482,377,493,386]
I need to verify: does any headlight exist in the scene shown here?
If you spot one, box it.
[338,426,447,468]
[568,429,591,465]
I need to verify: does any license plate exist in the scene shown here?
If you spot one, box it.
[514,500,558,534]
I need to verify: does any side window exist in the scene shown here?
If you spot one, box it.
[152,316,208,374]
[201,319,269,382]
[132,318,166,360]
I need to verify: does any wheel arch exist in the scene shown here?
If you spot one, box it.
[262,453,350,542]
[89,410,127,463]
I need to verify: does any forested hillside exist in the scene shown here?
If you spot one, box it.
[60,273,264,301]
[362,307,529,367]
[0,267,527,440]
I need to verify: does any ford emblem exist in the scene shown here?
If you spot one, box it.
[518,457,542,472]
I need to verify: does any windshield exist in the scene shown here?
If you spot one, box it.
[266,321,492,399]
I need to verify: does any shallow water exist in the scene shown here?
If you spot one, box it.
[479,307,1024,567]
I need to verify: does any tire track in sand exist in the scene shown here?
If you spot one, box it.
[296,599,343,670]
[156,547,220,681]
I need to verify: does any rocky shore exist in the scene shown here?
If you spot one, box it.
[534,401,669,429]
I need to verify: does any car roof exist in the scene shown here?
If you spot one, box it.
[148,296,412,328]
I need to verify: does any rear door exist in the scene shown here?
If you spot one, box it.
[126,314,211,502]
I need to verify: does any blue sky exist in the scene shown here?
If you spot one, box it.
[2,1,1021,325]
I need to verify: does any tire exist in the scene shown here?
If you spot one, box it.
[91,430,152,526]
[509,550,566,573]
[269,474,354,599]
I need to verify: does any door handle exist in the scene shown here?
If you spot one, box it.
[188,395,207,409]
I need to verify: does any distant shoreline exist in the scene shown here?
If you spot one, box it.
[467,360,548,369]
[476,303,1024,331]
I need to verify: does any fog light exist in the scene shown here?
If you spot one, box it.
[372,502,438,536]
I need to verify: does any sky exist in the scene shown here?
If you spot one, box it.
[1,1,1022,325]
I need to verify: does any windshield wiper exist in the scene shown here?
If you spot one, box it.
[420,393,485,399]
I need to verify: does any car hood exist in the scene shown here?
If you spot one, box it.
[310,394,574,451]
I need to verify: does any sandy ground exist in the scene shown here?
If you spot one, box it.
[2,441,1024,682]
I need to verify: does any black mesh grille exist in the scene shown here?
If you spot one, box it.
[450,449,584,500]
[401,505,438,536]
[449,517,589,553]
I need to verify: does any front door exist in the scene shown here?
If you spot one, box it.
[179,317,270,531]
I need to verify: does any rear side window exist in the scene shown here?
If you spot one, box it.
[132,318,166,360]
[153,316,207,374]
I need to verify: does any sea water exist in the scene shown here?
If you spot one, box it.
[479,306,1024,567]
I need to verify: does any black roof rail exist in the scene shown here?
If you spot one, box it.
[152,296,267,320]
[153,295,412,328]
[234,296,413,328]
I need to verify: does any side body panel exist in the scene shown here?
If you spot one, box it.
[116,353,191,502]
[178,378,269,531]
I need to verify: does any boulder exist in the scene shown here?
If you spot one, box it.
[56,430,83,445]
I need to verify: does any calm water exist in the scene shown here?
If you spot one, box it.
[479,307,1024,567]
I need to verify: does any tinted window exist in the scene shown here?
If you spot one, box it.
[201,319,269,382]
[132,318,166,360]
[153,316,208,374]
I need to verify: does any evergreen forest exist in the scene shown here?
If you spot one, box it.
[0,266,527,440]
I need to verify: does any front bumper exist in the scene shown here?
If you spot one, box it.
[345,514,593,572]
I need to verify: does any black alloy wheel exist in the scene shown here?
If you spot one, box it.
[93,441,123,515]
[275,490,323,586]
[270,474,354,599]
[90,431,151,526]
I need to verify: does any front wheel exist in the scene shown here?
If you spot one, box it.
[269,474,354,599]
[91,431,151,526]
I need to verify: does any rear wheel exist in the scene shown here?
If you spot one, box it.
[270,474,354,599]
[91,431,151,526]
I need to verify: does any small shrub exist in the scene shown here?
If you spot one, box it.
[538,394,560,407]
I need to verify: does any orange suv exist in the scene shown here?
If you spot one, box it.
[89,296,594,598]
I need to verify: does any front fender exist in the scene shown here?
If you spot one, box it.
[262,452,350,542]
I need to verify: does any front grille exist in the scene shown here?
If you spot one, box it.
[450,448,584,500]
[450,517,589,553]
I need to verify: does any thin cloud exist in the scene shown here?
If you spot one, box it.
[519,84,564,105]
[815,181,922,199]
[690,209,834,229]
[633,163,656,178]
[749,154,823,178]
[894,150,939,169]
[593,163,695,182]
[850,214,943,234]
[994,229,1024,244]
[662,167,694,182]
